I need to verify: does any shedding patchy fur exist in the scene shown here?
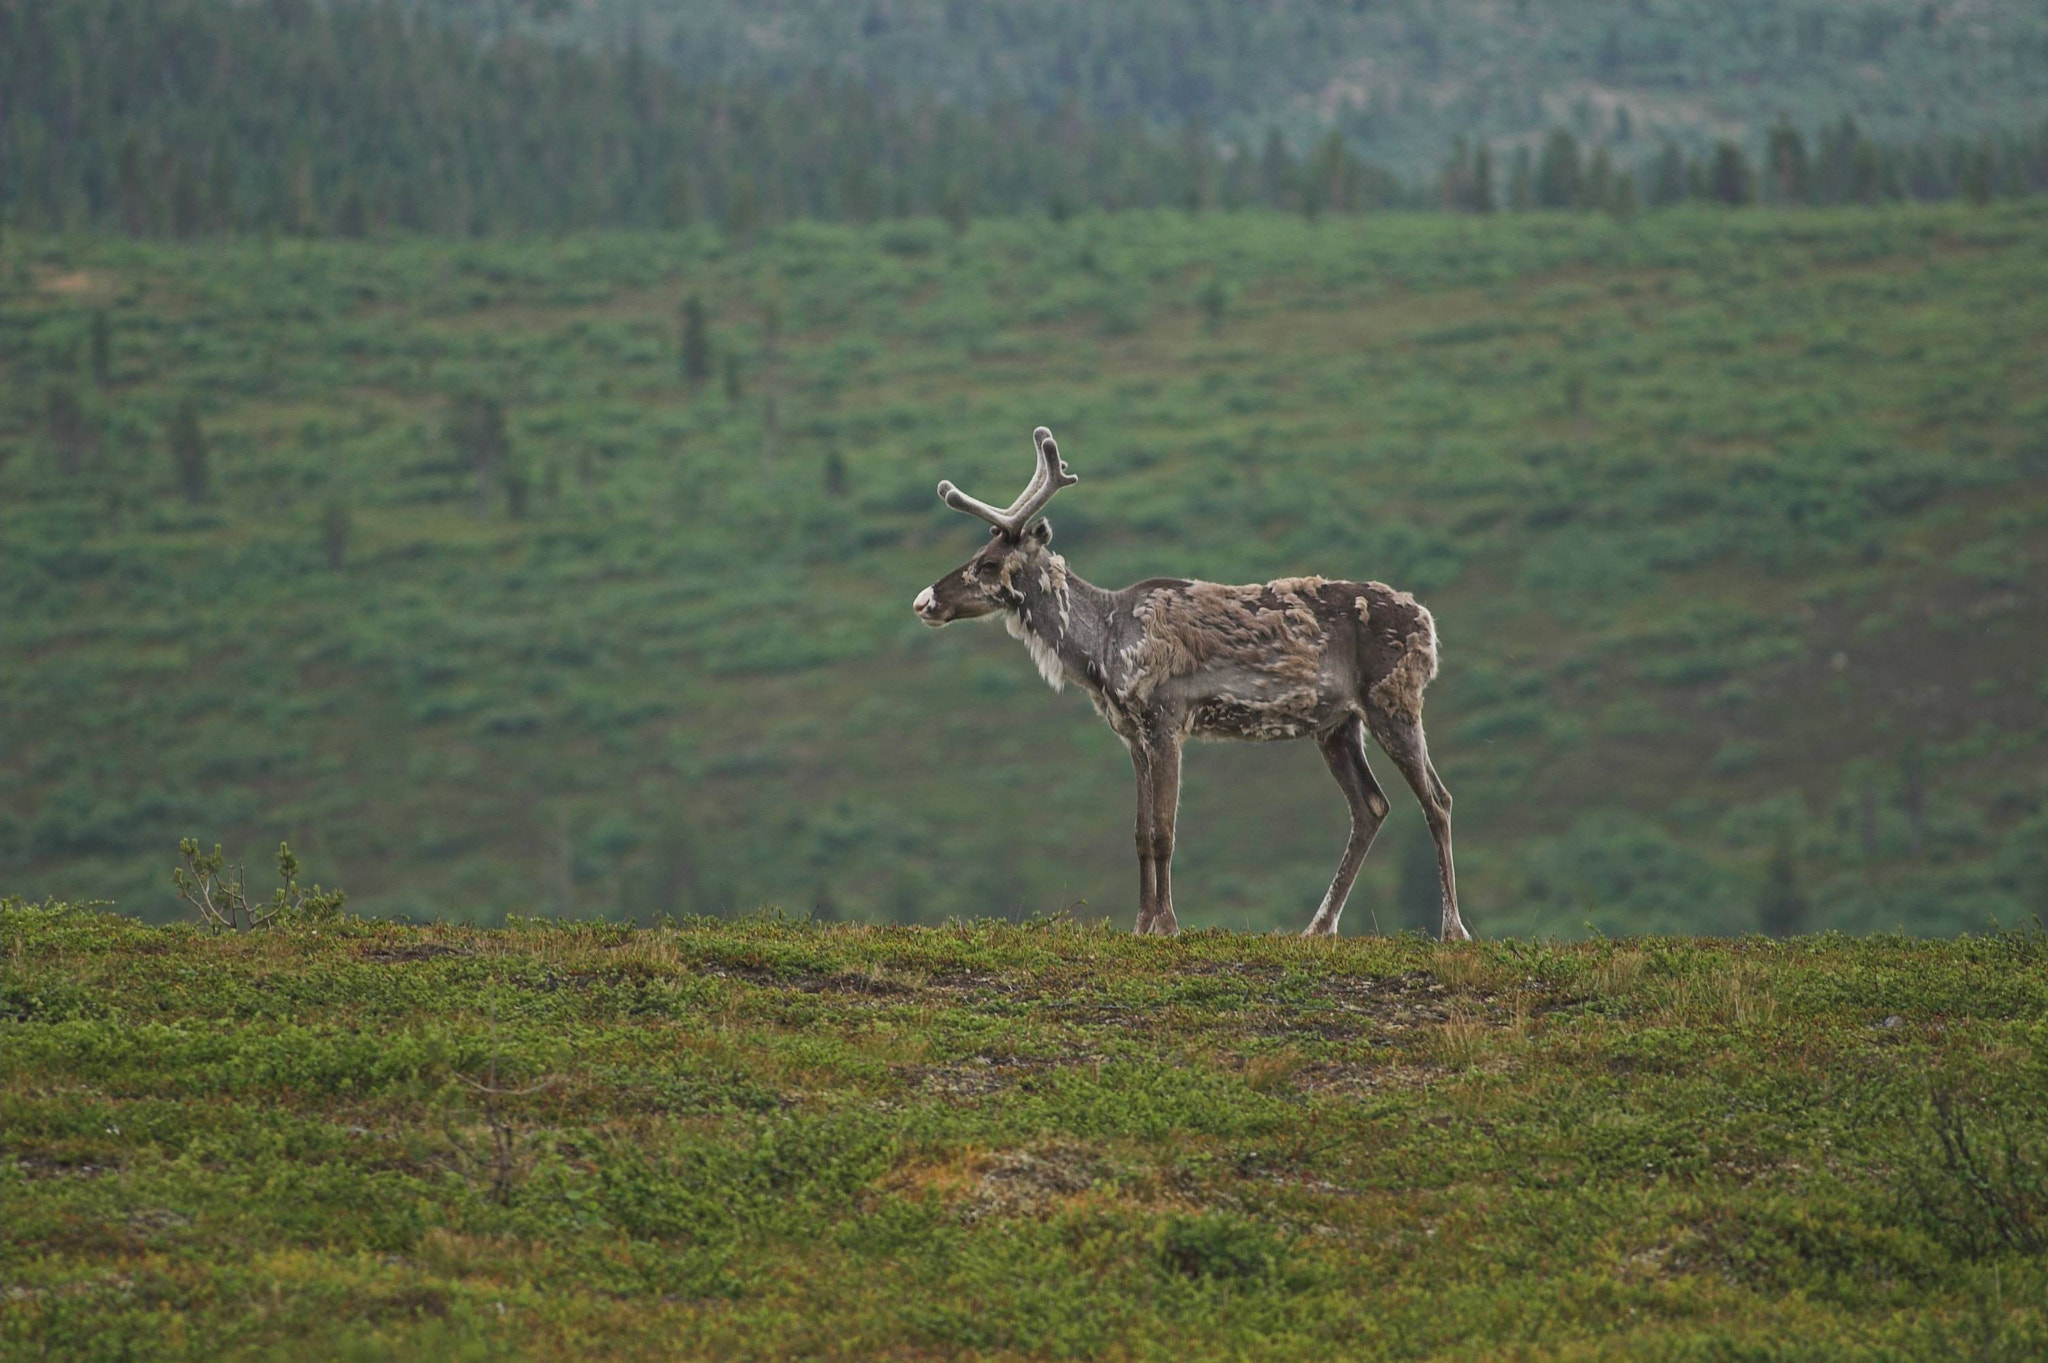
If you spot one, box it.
[1121,581,1327,705]
[1369,611,1439,724]
[1006,610,1067,692]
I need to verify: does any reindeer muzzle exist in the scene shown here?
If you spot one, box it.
[913,586,947,625]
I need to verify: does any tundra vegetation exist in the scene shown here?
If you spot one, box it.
[3,902,2046,1359]
[4,204,2045,934]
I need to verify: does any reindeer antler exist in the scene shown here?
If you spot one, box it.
[937,426,1078,537]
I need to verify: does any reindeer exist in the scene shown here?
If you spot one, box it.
[913,427,1471,940]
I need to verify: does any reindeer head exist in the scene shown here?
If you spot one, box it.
[913,426,1077,627]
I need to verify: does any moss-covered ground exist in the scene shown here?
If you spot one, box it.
[5,904,2045,1360]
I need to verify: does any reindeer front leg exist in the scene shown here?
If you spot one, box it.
[1128,742,1161,935]
[1148,736,1182,936]
[1127,721,1183,937]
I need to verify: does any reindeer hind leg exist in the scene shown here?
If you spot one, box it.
[1365,705,1470,942]
[1306,716,1390,937]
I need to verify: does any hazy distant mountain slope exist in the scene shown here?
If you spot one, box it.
[434,0,2048,172]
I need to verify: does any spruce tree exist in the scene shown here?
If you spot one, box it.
[169,399,208,503]
[208,148,237,232]
[115,133,149,237]
[333,180,371,239]
[1961,142,1995,205]
[1650,142,1689,206]
[322,498,352,569]
[1583,146,1615,211]
[1609,170,1639,220]
[662,168,695,229]
[1308,131,1350,217]
[724,174,760,241]
[90,312,112,389]
[169,157,207,238]
[1507,147,1534,210]
[1535,129,1583,208]
[1259,128,1296,209]
[46,384,91,477]
[1472,143,1494,212]
[1767,118,1810,203]
[448,396,509,516]
[1711,141,1755,205]
[680,296,712,387]
[1757,836,1809,938]
[941,178,974,237]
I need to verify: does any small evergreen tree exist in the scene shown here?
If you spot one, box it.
[1307,131,1350,218]
[1757,835,1809,938]
[1767,118,1811,203]
[321,498,352,569]
[169,156,207,238]
[1535,129,1583,208]
[1960,140,1995,205]
[208,147,237,232]
[1507,146,1534,210]
[1259,128,1297,209]
[823,448,848,498]
[662,167,695,229]
[724,173,760,241]
[1472,143,1494,212]
[287,149,319,236]
[1439,134,1472,210]
[89,311,112,388]
[1711,140,1756,206]
[722,352,743,403]
[115,132,150,237]
[504,461,531,519]
[680,295,712,387]
[1899,737,1926,854]
[1850,141,1883,203]
[941,178,974,237]
[1608,170,1639,220]
[1650,141,1689,206]
[333,179,371,239]
[447,396,509,516]
[1583,146,1615,211]
[46,383,91,476]
[169,399,208,502]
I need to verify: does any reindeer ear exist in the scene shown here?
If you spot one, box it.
[1027,519,1054,545]
[989,525,1005,538]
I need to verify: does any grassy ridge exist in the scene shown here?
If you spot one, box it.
[4,904,2046,1359]
[4,205,2047,933]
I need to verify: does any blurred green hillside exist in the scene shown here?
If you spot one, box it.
[4,204,2046,933]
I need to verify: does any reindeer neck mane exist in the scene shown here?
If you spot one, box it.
[1003,551,1102,694]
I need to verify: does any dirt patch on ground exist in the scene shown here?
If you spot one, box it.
[358,943,473,964]
[10,1157,119,1182]
[898,1052,1102,1099]
[696,962,920,996]
[960,1143,1108,1221]
[1290,1060,1449,1096]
